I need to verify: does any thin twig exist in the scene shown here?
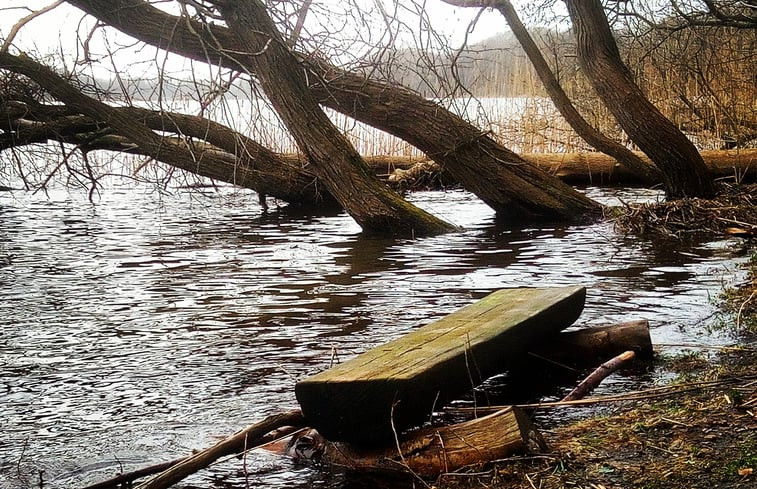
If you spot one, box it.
[736,290,757,331]
[1,1,63,53]
[446,375,757,414]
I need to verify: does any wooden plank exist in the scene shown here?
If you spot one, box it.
[295,286,586,444]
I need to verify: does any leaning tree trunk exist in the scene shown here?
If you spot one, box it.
[563,0,715,198]
[306,60,600,221]
[212,0,454,237]
[65,0,601,222]
[442,0,660,184]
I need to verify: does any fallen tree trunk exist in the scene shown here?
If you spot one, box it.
[0,53,337,208]
[0,103,332,205]
[526,149,757,185]
[382,149,757,188]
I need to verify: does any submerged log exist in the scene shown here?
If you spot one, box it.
[378,149,757,188]
[277,407,542,478]
[296,286,586,444]
[531,319,653,365]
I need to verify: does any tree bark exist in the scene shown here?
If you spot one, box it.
[563,0,715,198]
[278,407,541,478]
[306,59,601,221]
[441,0,661,184]
[210,0,454,237]
[64,0,602,222]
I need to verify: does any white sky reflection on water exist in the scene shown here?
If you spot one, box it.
[0,186,749,488]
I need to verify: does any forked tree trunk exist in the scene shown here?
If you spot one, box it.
[65,0,602,222]
[563,0,715,198]
[306,60,600,221]
[491,0,660,183]
[212,0,455,237]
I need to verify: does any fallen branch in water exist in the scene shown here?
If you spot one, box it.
[135,409,305,489]
[562,350,636,402]
[86,410,305,489]
[83,459,182,489]
[84,424,303,489]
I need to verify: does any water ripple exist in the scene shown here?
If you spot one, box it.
[0,186,748,489]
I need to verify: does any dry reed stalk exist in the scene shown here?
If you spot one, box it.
[446,373,757,415]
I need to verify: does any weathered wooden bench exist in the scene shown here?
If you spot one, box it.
[295,286,586,444]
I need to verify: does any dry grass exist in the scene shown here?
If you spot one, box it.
[432,352,757,489]
[720,249,757,334]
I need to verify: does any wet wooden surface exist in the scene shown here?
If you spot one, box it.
[296,286,586,444]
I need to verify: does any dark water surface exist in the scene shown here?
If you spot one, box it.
[0,186,748,488]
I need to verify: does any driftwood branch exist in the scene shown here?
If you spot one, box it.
[84,424,303,489]
[562,350,636,402]
[83,459,182,489]
[131,410,305,489]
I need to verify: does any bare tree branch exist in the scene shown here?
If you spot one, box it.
[1,1,65,53]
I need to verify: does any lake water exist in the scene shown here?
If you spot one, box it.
[0,185,748,489]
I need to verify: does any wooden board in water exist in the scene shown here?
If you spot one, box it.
[295,286,586,444]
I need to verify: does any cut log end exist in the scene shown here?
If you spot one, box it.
[530,319,653,365]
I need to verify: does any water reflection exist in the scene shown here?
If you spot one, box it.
[0,186,747,489]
